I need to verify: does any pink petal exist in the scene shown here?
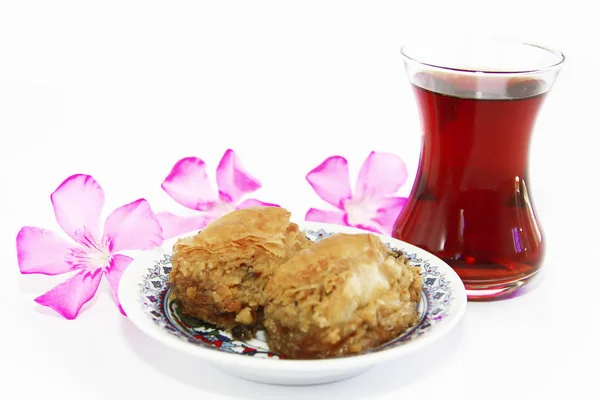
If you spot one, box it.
[372,196,408,235]
[34,270,103,320]
[51,174,104,243]
[216,149,261,203]
[17,227,75,275]
[103,199,163,253]
[161,157,218,211]
[105,254,133,316]
[343,215,383,234]
[354,152,408,201]
[236,198,280,210]
[305,208,347,226]
[306,156,352,209]
[157,212,212,240]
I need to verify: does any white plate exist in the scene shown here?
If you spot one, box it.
[119,222,467,385]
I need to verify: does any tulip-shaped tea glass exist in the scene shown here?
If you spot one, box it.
[393,38,564,300]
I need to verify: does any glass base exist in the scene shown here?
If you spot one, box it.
[464,270,539,301]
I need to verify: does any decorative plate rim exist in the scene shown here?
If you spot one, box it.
[120,222,467,370]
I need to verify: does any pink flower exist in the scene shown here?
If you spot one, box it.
[157,149,279,239]
[305,152,409,235]
[16,174,163,319]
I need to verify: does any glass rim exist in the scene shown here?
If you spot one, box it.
[400,39,566,75]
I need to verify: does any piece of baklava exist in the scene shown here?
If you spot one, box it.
[264,233,422,359]
[169,207,311,337]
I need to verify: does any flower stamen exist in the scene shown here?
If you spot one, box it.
[66,228,112,273]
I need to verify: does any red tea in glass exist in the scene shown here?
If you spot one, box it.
[392,38,564,300]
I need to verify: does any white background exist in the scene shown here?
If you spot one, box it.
[1,1,598,399]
